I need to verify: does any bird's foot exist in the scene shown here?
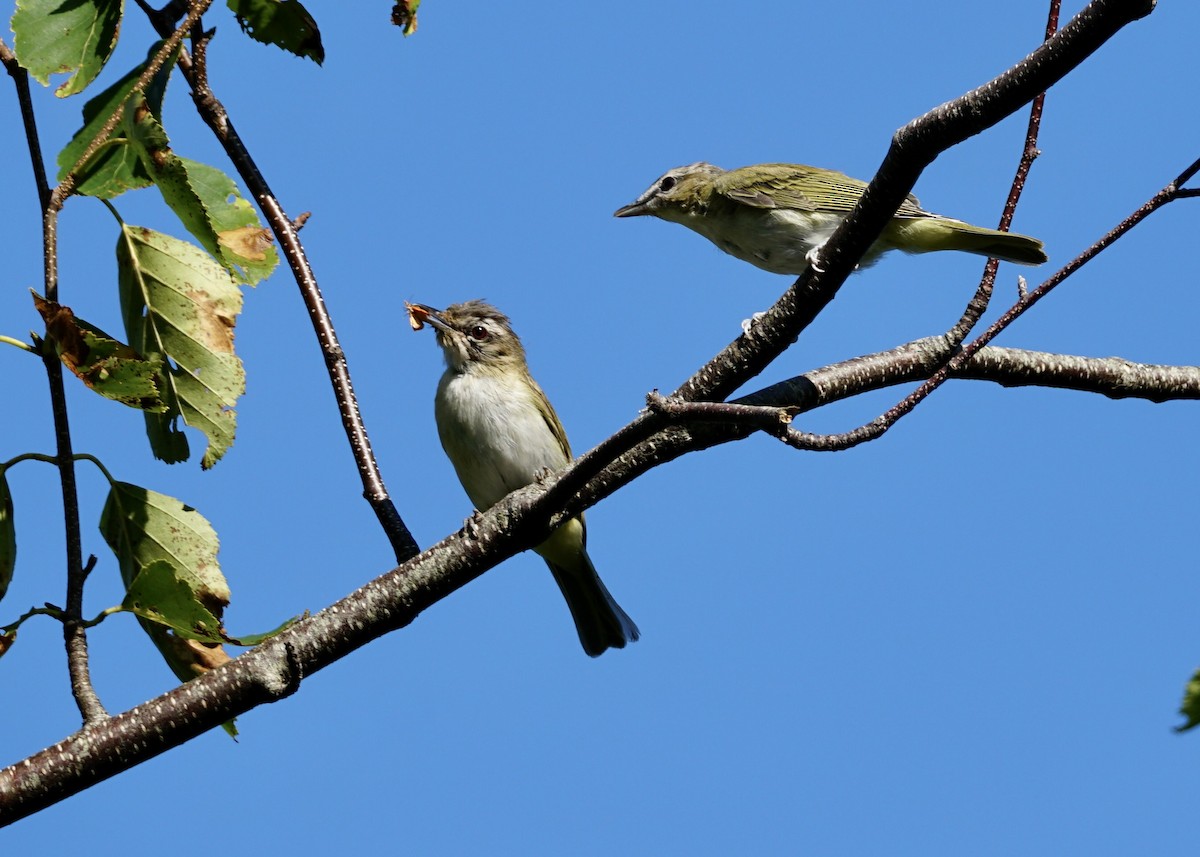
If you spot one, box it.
[740,311,767,336]
[464,510,485,540]
[805,245,826,273]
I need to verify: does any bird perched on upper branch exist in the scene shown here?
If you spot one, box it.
[614,161,1046,274]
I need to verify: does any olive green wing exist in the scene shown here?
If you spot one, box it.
[528,378,586,534]
[714,163,929,217]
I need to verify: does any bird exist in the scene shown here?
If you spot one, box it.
[614,161,1047,274]
[408,299,639,657]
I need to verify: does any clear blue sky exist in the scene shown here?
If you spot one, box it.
[3,1,1199,853]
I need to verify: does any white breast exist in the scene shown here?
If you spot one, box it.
[679,208,847,275]
[435,369,567,512]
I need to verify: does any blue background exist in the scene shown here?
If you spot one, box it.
[2,1,1198,853]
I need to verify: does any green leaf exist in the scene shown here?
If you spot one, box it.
[56,42,175,198]
[11,0,124,97]
[180,158,279,285]
[33,292,167,411]
[124,96,278,285]
[122,559,224,642]
[100,481,289,738]
[0,467,15,604]
[227,0,324,64]
[1177,667,1200,733]
[100,481,228,596]
[116,225,245,468]
[99,481,233,674]
[229,613,302,647]
[123,561,301,646]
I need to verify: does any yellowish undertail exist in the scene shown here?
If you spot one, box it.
[891,217,1047,266]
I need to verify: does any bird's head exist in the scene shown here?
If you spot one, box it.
[613,162,724,221]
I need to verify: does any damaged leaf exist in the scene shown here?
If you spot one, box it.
[33,291,166,411]
[124,96,278,285]
[116,225,245,468]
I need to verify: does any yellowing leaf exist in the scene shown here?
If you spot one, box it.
[124,96,278,285]
[391,0,421,36]
[33,292,167,411]
[217,225,274,262]
[116,225,245,468]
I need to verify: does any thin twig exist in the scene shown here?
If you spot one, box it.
[0,334,37,352]
[949,0,1060,343]
[50,2,211,221]
[637,339,1200,448]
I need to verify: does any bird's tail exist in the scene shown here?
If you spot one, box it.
[537,519,638,657]
[544,551,639,658]
[896,216,1048,266]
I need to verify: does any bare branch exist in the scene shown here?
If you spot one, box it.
[948,0,1060,344]
[647,340,1200,452]
[133,10,419,563]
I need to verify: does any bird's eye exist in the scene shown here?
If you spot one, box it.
[469,325,489,341]
[659,176,677,193]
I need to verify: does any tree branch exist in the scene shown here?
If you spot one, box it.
[649,341,1200,451]
[947,0,1060,344]
[135,5,419,564]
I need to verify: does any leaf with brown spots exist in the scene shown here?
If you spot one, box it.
[116,225,246,468]
[125,95,279,285]
[32,292,167,412]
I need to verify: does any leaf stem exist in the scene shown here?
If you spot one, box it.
[0,335,36,353]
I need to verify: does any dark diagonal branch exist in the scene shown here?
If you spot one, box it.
[136,3,419,564]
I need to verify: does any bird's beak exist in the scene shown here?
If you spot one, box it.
[613,200,650,218]
[406,302,452,334]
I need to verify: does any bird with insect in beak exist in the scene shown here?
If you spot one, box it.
[408,300,639,657]
[614,162,1047,274]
